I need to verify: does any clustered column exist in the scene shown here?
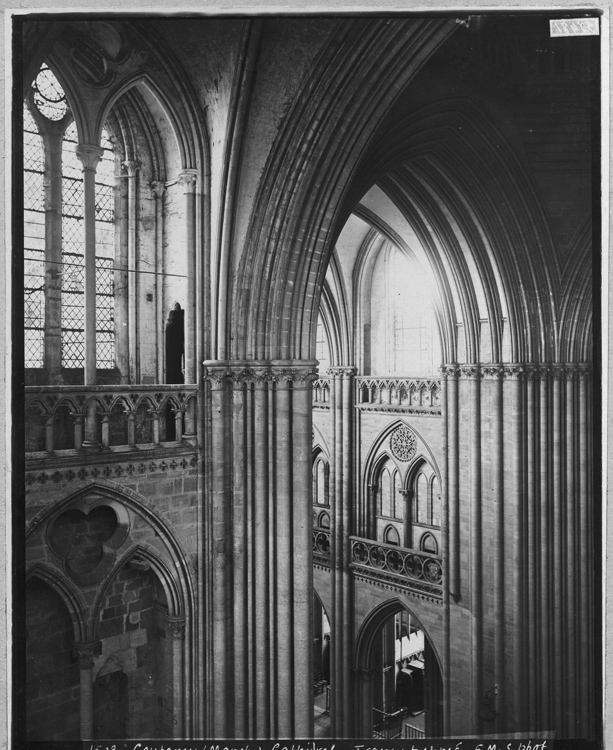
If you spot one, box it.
[204,359,317,739]
[328,366,355,738]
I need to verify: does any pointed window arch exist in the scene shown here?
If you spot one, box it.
[420,532,438,555]
[312,453,330,507]
[379,466,392,518]
[384,525,400,546]
[24,63,119,374]
[408,460,441,550]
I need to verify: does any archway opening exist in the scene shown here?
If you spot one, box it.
[25,576,80,741]
[313,591,331,738]
[93,557,172,738]
[358,602,443,739]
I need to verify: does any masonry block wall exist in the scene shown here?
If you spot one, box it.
[24,446,199,738]
[25,577,80,741]
[94,566,172,738]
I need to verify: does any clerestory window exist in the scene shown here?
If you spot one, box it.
[25,62,117,375]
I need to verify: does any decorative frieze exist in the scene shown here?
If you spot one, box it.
[25,453,197,486]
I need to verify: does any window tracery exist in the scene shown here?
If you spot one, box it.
[24,64,118,372]
[32,63,68,121]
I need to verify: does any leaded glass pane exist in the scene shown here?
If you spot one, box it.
[95,258,113,295]
[25,329,44,368]
[94,125,116,369]
[62,122,82,179]
[95,184,114,222]
[62,257,84,294]
[63,216,84,253]
[24,170,43,211]
[61,328,84,369]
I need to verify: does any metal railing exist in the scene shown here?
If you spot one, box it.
[372,708,405,739]
[404,722,426,739]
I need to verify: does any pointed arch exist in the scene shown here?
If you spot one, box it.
[25,563,87,642]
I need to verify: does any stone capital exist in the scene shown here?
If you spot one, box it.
[460,364,482,380]
[122,159,141,177]
[327,366,356,378]
[168,616,186,640]
[76,144,104,172]
[204,365,231,387]
[503,364,525,381]
[549,363,567,381]
[150,180,167,199]
[177,169,198,192]
[440,364,461,380]
[73,641,99,670]
[577,363,593,381]
[482,364,505,379]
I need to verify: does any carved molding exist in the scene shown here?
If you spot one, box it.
[351,569,443,605]
[25,453,198,487]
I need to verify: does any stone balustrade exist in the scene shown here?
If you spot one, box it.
[355,376,441,414]
[25,384,198,456]
[313,375,441,414]
[312,378,330,406]
[350,535,443,599]
[312,526,331,566]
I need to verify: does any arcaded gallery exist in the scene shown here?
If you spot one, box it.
[17,12,599,743]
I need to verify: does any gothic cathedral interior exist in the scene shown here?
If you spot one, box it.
[16,12,599,743]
